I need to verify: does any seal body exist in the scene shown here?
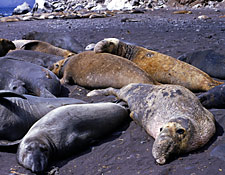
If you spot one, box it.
[87,83,215,164]
[57,51,157,88]
[178,49,225,79]
[198,83,225,109]
[22,31,83,53]
[0,90,86,145]
[13,40,74,58]
[0,70,27,94]
[94,38,223,91]
[17,103,128,172]
[0,38,16,56]
[0,57,61,98]
[7,50,64,68]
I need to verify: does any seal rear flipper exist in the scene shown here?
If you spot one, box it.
[0,90,26,99]
[0,139,22,146]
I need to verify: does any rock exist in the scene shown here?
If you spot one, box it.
[13,2,31,15]
[32,0,53,13]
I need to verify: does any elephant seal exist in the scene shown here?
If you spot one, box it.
[177,50,225,79]
[94,38,223,91]
[0,90,86,146]
[0,38,16,56]
[0,70,27,94]
[7,50,64,68]
[198,83,225,109]
[22,31,84,53]
[0,57,61,98]
[87,83,215,164]
[17,103,128,172]
[13,40,75,58]
[54,51,158,88]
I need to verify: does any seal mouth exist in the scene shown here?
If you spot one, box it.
[156,156,166,165]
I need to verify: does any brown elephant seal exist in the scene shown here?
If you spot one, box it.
[51,51,158,88]
[0,38,16,56]
[94,38,223,92]
[17,103,128,172]
[13,40,75,58]
[87,83,216,164]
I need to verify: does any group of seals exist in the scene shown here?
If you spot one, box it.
[87,83,216,164]
[50,51,158,88]
[17,102,129,173]
[0,90,86,146]
[94,38,223,91]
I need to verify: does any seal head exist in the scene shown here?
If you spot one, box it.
[152,117,195,164]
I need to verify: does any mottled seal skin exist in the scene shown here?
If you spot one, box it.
[87,83,215,164]
[56,51,158,88]
[22,31,84,53]
[94,38,223,92]
[0,70,27,94]
[7,50,64,68]
[0,38,16,56]
[198,84,225,109]
[178,50,225,79]
[13,40,75,58]
[17,103,128,173]
[0,90,86,146]
[0,57,61,98]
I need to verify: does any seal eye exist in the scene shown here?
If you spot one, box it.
[160,128,163,132]
[55,64,59,68]
[176,129,185,134]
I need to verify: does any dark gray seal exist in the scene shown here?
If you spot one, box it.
[0,56,61,98]
[7,50,64,68]
[17,102,128,172]
[23,31,83,53]
[0,90,86,146]
[198,83,225,109]
[0,70,27,94]
[177,50,225,79]
[87,83,215,164]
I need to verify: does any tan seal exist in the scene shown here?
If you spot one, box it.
[94,38,223,91]
[87,83,216,164]
[13,40,74,58]
[50,51,158,88]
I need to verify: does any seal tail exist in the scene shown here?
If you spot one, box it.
[0,139,22,146]
[87,87,120,98]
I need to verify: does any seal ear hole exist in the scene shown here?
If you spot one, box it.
[176,128,185,134]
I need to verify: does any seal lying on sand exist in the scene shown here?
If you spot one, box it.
[7,50,64,68]
[23,31,84,53]
[0,57,61,98]
[178,49,225,79]
[94,38,223,91]
[198,83,225,109]
[0,38,16,56]
[13,40,75,58]
[17,103,128,172]
[50,51,158,88]
[0,90,86,146]
[87,83,216,164]
[0,70,27,94]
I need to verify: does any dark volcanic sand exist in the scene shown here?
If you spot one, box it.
[0,9,225,175]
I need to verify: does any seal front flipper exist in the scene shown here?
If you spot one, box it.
[0,138,22,146]
[0,90,26,99]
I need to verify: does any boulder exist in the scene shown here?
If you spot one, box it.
[13,2,31,15]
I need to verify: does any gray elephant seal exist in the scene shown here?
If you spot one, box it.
[0,38,16,56]
[0,90,86,146]
[0,57,61,98]
[87,83,215,164]
[55,51,158,88]
[94,38,223,91]
[22,31,83,53]
[7,50,64,68]
[17,103,128,172]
